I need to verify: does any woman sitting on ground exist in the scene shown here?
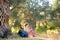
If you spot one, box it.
[24,23,37,37]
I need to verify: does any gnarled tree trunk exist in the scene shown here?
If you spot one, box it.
[0,0,11,38]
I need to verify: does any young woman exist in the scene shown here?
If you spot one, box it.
[24,23,35,37]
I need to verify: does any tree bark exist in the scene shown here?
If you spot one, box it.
[0,0,11,37]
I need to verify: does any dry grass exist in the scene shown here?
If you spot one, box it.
[0,37,44,40]
[0,34,44,40]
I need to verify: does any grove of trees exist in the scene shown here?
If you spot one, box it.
[9,0,60,33]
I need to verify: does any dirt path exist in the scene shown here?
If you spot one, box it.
[36,33,60,40]
[0,33,60,40]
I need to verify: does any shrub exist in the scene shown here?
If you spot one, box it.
[35,25,47,33]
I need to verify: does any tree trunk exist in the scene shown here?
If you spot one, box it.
[0,0,11,37]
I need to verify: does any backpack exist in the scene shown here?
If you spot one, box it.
[18,29,28,37]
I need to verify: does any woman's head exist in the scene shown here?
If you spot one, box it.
[25,24,28,27]
[24,23,29,27]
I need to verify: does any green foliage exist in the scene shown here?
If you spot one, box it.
[11,8,18,18]
[35,21,58,33]
[52,20,60,28]
[8,0,26,6]
[13,20,21,27]
[8,0,60,30]
[35,25,47,33]
[47,22,55,30]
